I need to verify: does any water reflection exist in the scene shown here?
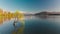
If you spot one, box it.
[12,18,25,34]
[24,16,60,34]
[36,15,60,22]
[0,17,12,25]
[0,15,60,34]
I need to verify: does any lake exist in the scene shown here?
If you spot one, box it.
[0,16,60,34]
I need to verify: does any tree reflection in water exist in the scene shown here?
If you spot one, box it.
[12,19,25,34]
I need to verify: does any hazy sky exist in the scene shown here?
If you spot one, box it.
[0,0,60,12]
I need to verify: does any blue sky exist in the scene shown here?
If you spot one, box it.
[0,0,60,12]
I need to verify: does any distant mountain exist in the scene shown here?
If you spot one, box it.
[35,11,60,16]
[35,12,47,15]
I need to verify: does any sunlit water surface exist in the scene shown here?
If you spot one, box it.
[0,16,60,34]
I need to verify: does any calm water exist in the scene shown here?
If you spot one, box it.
[0,16,60,34]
